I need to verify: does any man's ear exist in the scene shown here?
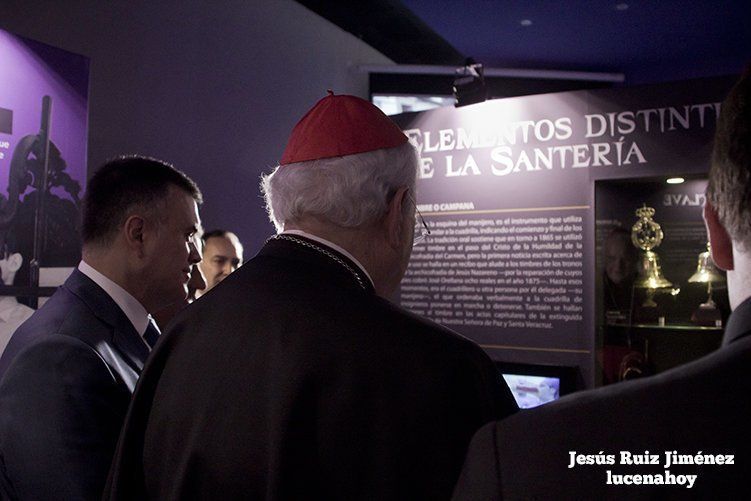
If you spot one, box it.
[384,186,410,248]
[704,201,734,271]
[123,215,147,257]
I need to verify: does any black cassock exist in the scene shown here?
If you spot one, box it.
[106,234,517,500]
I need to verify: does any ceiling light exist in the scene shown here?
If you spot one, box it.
[520,19,532,26]
[666,177,685,184]
[616,3,629,10]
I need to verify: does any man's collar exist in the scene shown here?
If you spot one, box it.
[77,260,150,336]
[281,230,375,288]
[723,294,751,346]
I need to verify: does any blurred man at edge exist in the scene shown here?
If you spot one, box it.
[452,70,751,500]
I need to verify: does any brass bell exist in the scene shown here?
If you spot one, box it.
[635,250,673,289]
[688,243,725,318]
[688,243,725,284]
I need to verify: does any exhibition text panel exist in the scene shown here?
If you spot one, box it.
[392,76,736,382]
[403,209,586,332]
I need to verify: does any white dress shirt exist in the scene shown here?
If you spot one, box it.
[78,261,158,348]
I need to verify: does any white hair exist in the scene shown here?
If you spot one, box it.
[261,142,418,232]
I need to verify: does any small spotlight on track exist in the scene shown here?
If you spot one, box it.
[453,58,487,107]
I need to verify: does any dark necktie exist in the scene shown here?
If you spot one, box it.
[143,319,161,349]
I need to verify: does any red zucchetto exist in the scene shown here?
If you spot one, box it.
[280,91,408,165]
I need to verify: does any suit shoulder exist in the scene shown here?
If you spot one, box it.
[2,334,118,387]
[13,288,112,344]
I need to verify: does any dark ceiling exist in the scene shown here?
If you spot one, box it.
[296,0,750,85]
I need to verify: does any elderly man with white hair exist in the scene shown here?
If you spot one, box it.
[106,93,517,500]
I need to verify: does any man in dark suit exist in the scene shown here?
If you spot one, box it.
[106,94,517,500]
[0,157,202,500]
[452,72,751,499]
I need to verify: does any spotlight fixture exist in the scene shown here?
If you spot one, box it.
[453,58,487,107]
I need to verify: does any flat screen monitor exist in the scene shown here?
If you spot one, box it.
[495,362,578,409]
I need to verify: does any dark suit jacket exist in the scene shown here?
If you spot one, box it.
[452,298,751,501]
[106,235,517,500]
[0,269,149,500]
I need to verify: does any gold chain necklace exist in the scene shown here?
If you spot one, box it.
[272,234,367,291]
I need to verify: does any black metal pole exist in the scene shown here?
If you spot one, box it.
[29,95,52,309]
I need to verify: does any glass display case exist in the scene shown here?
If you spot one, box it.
[595,177,727,385]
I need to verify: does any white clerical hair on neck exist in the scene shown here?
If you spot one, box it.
[261,141,418,232]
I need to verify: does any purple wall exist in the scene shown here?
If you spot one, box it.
[0,30,88,201]
[0,0,393,254]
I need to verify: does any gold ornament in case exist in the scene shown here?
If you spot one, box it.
[631,204,673,307]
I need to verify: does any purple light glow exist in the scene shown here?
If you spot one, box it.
[0,29,89,202]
